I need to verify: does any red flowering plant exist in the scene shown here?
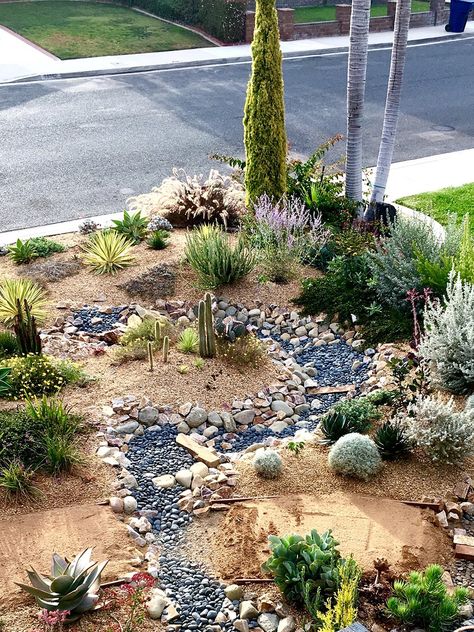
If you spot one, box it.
[30,609,70,632]
[101,572,156,632]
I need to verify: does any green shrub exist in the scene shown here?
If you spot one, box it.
[387,564,469,632]
[0,368,11,398]
[243,0,287,202]
[147,229,170,250]
[419,273,474,393]
[374,421,411,460]
[456,214,474,283]
[177,327,199,354]
[262,529,340,604]
[83,230,135,275]
[197,0,245,41]
[55,359,89,387]
[112,210,148,245]
[217,333,265,369]
[0,279,47,326]
[185,225,256,289]
[332,398,380,427]
[364,389,397,406]
[0,461,37,497]
[328,433,382,481]
[0,355,83,398]
[0,332,19,359]
[0,409,42,466]
[8,238,64,264]
[414,249,453,297]
[43,434,82,475]
[253,449,283,479]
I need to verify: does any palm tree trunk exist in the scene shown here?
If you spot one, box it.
[345,0,371,203]
[370,0,412,204]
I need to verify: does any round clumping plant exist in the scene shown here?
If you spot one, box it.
[253,449,283,479]
[328,433,382,481]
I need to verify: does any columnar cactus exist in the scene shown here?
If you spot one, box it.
[198,293,216,358]
[162,335,169,363]
[147,341,154,372]
[13,298,42,355]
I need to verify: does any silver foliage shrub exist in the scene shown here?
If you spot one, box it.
[368,215,457,310]
[419,272,474,393]
[127,169,246,229]
[328,433,382,481]
[253,449,283,479]
[403,394,474,464]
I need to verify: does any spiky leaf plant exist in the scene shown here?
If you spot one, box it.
[0,367,11,397]
[374,421,411,460]
[16,548,108,621]
[319,411,357,445]
[0,332,19,359]
[82,231,135,275]
[387,564,469,632]
[0,460,37,497]
[147,229,170,250]
[177,327,199,354]
[0,279,47,326]
[111,210,148,244]
[8,238,37,264]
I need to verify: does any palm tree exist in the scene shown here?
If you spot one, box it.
[345,0,371,203]
[370,0,412,205]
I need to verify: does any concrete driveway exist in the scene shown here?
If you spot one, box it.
[0,25,58,82]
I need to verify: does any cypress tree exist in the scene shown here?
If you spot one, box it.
[243,0,287,204]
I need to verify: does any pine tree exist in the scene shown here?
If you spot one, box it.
[243,0,287,204]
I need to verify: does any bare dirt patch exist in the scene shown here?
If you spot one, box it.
[211,493,452,581]
[0,503,139,608]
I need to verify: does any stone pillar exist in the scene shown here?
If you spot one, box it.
[430,0,447,24]
[245,10,255,42]
[278,7,295,40]
[336,3,352,34]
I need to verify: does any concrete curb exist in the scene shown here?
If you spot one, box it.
[4,32,472,84]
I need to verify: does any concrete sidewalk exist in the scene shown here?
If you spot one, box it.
[0,25,58,83]
[0,149,472,246]
[1,21,473,84]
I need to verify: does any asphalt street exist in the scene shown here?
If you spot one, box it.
[0,37,473,231]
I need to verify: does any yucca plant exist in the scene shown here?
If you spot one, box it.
[147,229,170,250]
[374,421,411,460]
[16,548,108,621]
[82,230,135,275]
[387,564,469,632]
[111,210,148,244]
[8,238,37,264]
[0,278,47,326]
[185,225,256,289]
[319,411,357,445]
[177,327,199,353]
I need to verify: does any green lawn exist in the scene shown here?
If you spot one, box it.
[0,0,212,59]
[294,1,430,23]
[397,183,474,234]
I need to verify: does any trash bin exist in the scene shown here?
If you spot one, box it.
[446,0,474,32]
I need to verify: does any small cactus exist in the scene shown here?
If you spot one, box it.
[162,335,169,363]
[154,320,161,342]
[147,341,154,372]
[253,449,283,479]
[198,293,216,358]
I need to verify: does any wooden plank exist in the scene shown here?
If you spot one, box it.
[176,433,220,468]
[234,578,274,584]
[455,544,474,561]
[307,384,356,395]
[401,500,443,511]
[209,495,280,505]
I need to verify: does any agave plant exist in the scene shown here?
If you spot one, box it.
[319,410,356,445]
[111,210,148,245]
[0,278,47,326]
[16,549,108,621]
[374,421,412,460]
[82,230,135,275]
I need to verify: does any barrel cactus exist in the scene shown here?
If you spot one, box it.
[16,548,108,621]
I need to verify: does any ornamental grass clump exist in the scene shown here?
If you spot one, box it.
[328,433,382,481]
[185,225,256,289]
[419,272,474,393]
[246,195,329,282]
[253,449,283,479]
[387,564,469,632]
[402,394,474,464]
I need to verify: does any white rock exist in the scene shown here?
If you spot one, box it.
[109,496,124,513]
[225,584,244,600]
[278,616,296,632]
[123,496,137,514]
[258,613,279,632]
[239,601,259,619]
[153,474,176,489]
[190,462,209,478]
[175,469,193,488]
[147,589,168,619]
